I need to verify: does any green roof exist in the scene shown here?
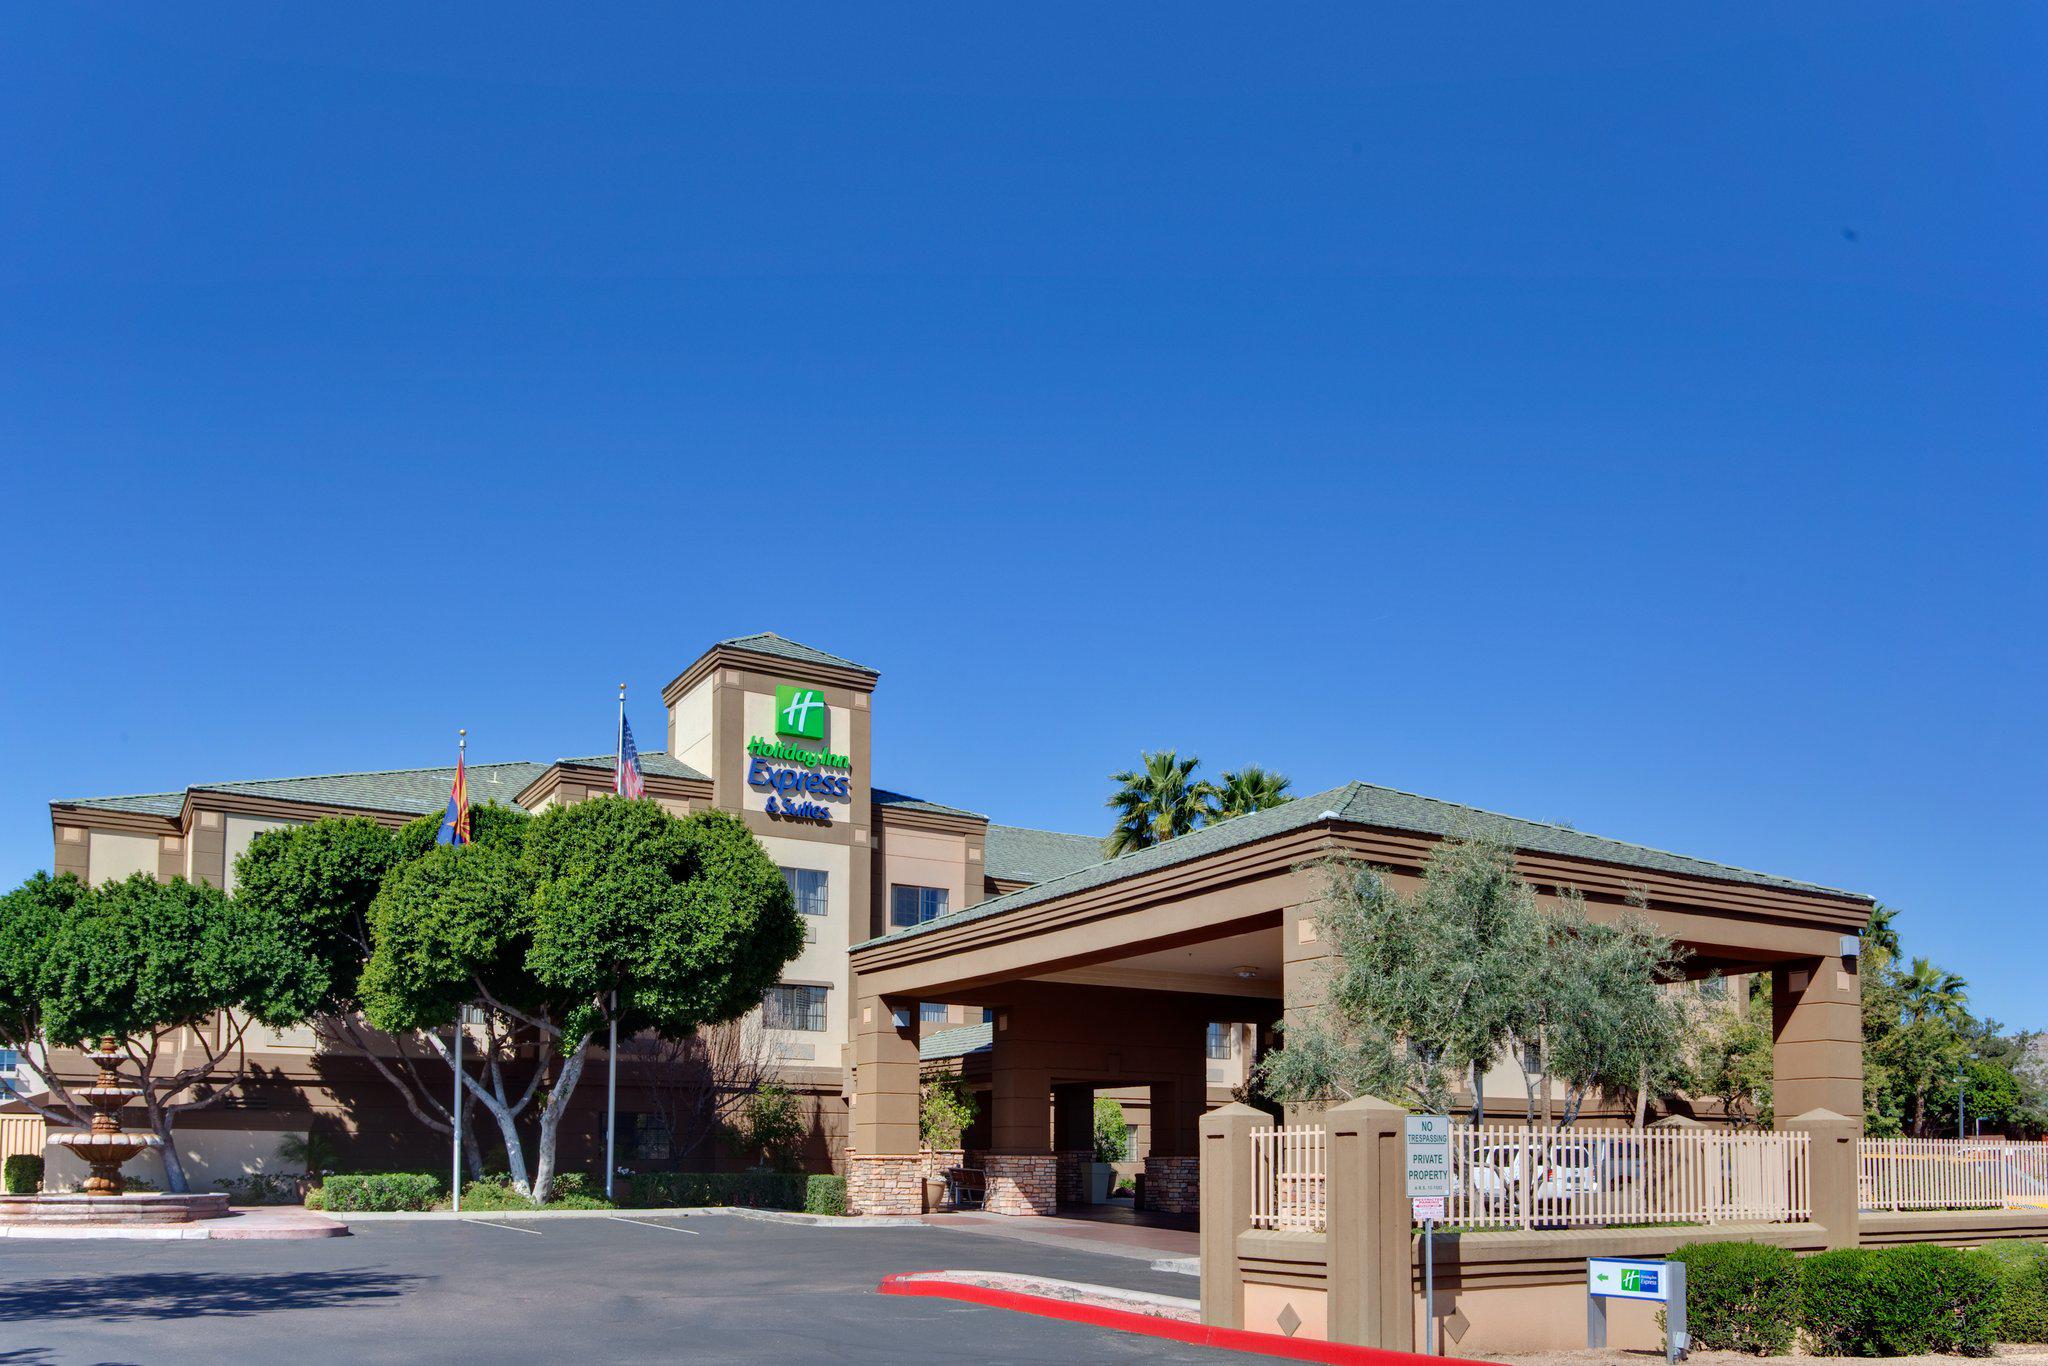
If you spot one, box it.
[873,788,985,820]
[919,1022,993,1061]
[717,632,876,676]
[984,824,1108,884]
[858,780,1870,950]
[554,752,709,782]
[58,791,186,818]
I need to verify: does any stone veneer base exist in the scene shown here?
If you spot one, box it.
[847,1154,923,1216]
[982,1154,1057,1216]
[1143,1155,1199,1215]
[1055,1149,1093,1204]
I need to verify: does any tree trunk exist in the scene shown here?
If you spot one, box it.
[148,1107,192,1194]
[1538,1027,1553,1126]
[1633,1062,1650,1129]
[531,1036,593,1204]
[1470,1060,1485,1127]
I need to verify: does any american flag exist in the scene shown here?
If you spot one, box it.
[615,714,645,799]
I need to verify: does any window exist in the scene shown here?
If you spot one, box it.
[1206,1023,1232,1060]
[629,1112,671,1163]
[780,867,829,917]
[0,1047,16,1096]
[764,984,828,1032]
[982,1007,996,1024]
[920,1002,949,1024]
[890,885,949,929]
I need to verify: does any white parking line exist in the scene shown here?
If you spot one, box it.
[607,1216,700,1235]
[462,1218,543,1235]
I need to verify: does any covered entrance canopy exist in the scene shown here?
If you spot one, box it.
[846,781,1874,1217]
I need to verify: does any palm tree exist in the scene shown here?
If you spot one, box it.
[1106,751,1217,855]
[1864,904,1901,960]
[1213,766,1293,820]
[1900,957,1969,1135]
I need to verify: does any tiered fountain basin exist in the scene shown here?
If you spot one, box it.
[0,1039,229,1227]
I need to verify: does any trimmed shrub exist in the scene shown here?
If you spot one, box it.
[1670,1241,1798,1355]
[1975,1241,2048,1343]
[320,1172,445,1212]
[802,1175,846,1217]
[449,1174,613,1212]
[625,1171,809,1210]
[303,1185,326,1210]
[2,1154,43,1194]
[1796,1243,1999,1357]
[1797,1248,1876,1355]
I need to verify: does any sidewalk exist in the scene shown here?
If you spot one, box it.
[921,1208,1200,1268]
[0,1206,347,1240]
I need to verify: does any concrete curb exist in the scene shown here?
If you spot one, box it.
[337,1206,925,1229]
[0,1209,348,1241]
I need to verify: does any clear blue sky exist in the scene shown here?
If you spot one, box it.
[2,8,2041,1025]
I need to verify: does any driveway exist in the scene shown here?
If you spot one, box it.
[0,1215,1262,1365]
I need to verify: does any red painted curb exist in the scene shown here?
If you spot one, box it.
[876,1273,1487,1365]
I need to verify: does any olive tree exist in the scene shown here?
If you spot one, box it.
[0,873,94,1128]
[361,799,801,1202]
[36,874,323,1192]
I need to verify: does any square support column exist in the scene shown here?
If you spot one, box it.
[1772,955,1861,1121]
[1325,1095,1414,1353]
[850,993,922,1215]
[1199,1102,1266,1330]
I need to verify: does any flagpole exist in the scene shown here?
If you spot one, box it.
[453,729,466,1215]
[607,686,624,1203]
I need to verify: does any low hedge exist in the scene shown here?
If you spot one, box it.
[319,1172,445,1212]
[2,1154,43,1195]
[802,1175,846,1217]
[1670,1241,1799,1354]
[1974,1241,2048,1345]
[624,1171,848,1215]
[1798,1242,1999,1357]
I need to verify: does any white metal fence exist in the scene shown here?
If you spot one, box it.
[1860,1139,2048,1212]
[1432,1124,1811,1230]
[1250,1124,1327,1231]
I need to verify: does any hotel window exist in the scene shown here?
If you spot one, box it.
[920,1002,949,1025]
[890,885,949,929]
[780,867,829,917]
[0,1047,16,1095]
[764,984,828,1032]
[1206,1023,1233,1060]
[629,1112,672,1163]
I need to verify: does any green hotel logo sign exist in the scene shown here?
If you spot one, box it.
[775,685,826,740]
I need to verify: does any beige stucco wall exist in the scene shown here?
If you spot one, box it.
[671,677,714,776]
[222,814,300,895]
[879,827,970,929]
[87,829,157,886]
[752,833,853,1064]
[42,1127,310,1192]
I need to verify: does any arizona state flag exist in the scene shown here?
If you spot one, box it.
[436,739,470,846]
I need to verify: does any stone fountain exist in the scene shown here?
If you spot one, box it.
[0,1037,229,1225]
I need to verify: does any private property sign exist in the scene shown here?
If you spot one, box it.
[1403,1115,1452,1198]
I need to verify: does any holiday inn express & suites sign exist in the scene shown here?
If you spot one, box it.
[747,683,852,822]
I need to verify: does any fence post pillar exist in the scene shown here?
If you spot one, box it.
[1326,1095,1413,1352]
[1199,1102,1266,1329]
[1783,1108,1860,1249]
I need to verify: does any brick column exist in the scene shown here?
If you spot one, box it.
[849,993,921,1214]
[1773,955,1862,1120]
[983,1154,1056,1215]
[1325,1096,1413,1352]
[1782,1107,1861,1249]
[1053,1085,1095,1204]
[1199,1102,1265,1330]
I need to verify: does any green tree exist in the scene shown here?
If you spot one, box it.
[1697,980,1775,1129]
[1212,766,1293,821]
[920,1079,978,1151]
[361,799,801,1201]
[0,873,94,1129]
[1258,843,1546,1122]
[1092,1095,1131,1163]
[41,873,323,1191]
[730,1084,806,1172]
[1105,751,1217,855]
[1895,957,1970,1136]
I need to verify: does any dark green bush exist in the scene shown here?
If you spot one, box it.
[802,1175,846,1217]
[624,1171,809,1210]
[1973,1242,2048,1344]
[319,1172,445,1212]
[1795,1243,1999,1357]
[1797,1248,1876,1355]
[1670,1241,1798,1354]
[2,1154,43,1194]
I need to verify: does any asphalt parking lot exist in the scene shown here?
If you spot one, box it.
[0,1215,1267,1365]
